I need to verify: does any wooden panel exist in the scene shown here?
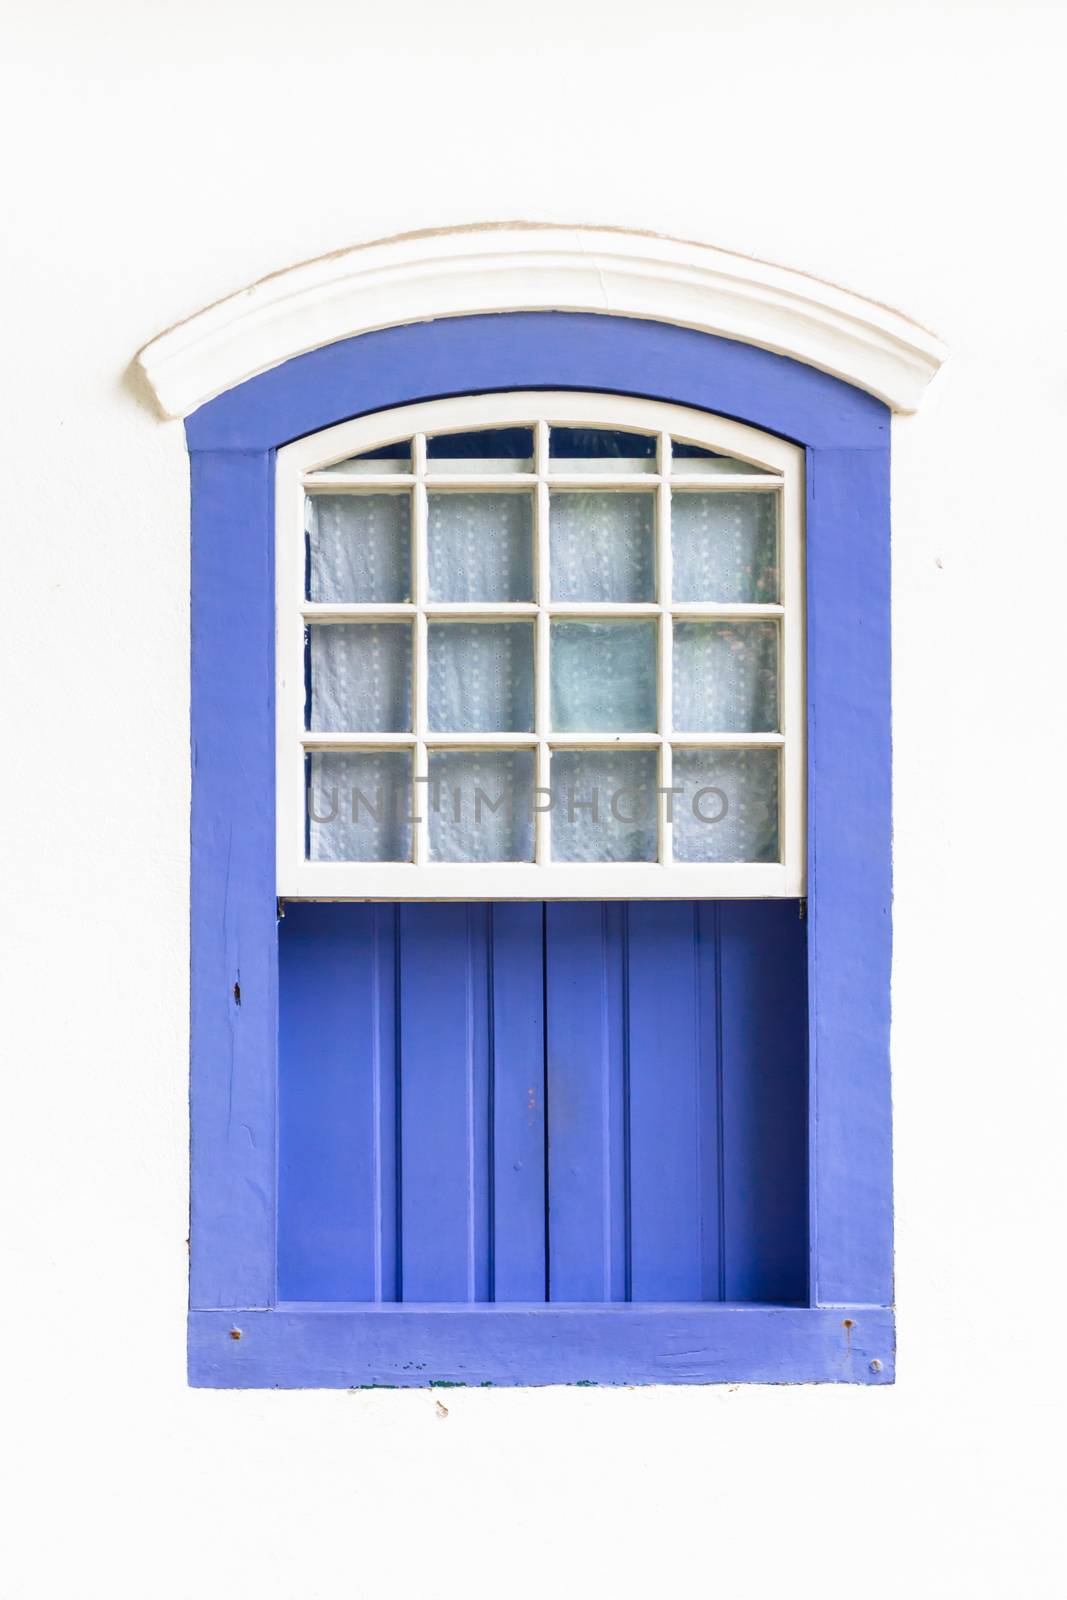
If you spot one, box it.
[277,903,397,1301]
[545,904,628,1301]
[397,905,490,1301]
[628,902,720,1301]
[488,904,547,1301]
[719,900,809,1304]
[277,898,806,1307]
[189,449,277,1311]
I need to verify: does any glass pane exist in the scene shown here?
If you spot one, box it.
[307,622,412,732]
[309,439,412,476]
[305,494,411,603]
[305,749,413,861]
[550,749,658,862]
[550,492,655,602]
[551,620,657,732]
[549,426,657,473]
[671,492,778,603]
[673,621,778,732]
[671,748,779,862]
[427,749,536,862]
[427,492,534,601]
[428,621,534,732]
[671,440,768,476]
[427,427,534,473]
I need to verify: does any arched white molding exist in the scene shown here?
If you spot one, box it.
[136,222,947,419]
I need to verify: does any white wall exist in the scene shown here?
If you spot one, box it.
[1,2,1063,1594]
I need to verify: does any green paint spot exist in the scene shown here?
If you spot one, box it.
[429,1380,466,1388]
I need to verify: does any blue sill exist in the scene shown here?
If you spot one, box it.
[188,1304,895,1388]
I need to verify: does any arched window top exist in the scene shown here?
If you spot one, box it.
[136,223,947,419]
[278,390,804,899]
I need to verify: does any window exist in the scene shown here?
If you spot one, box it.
[143,225,938,1386]
[277,393,804,898]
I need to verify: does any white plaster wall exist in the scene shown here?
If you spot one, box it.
[1,1,1063,1594]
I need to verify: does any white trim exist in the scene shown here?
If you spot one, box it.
[138,222,946,418]
[277,391,804,901]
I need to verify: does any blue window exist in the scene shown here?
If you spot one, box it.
[185,313,894,1387]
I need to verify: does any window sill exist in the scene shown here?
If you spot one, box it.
[188,1304,895,1388]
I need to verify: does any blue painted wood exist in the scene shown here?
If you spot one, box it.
[719,901,809,1305]
[546,904,629,1302]
[627,902,719,1301]
[186,313,888,455]
[805,447,893,1307]
[189,311,895,1381]
[189,1304,895,1387]
[275,900,807,1307]
[397,905,490,1301]
[277,903,398,1302]
[189,449,276,1310]
[487,904,547,1302]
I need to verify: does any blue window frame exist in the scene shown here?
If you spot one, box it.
[187,312,893,1387]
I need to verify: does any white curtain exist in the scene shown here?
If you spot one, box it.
[428,621,534,733]
[428,493,533,601]
[308,622,412,733]
[306,494,410,603]
[550,492,654,601]
[671,491,777,603]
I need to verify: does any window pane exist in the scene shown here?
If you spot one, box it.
[427,749,536,862]
[672,748,779,862]
[549,426,656,473]
[427,493,534,601]
[550,620,657,732]
[427,427,534,473]
[671,441,768,476]
[428,622,534,732]
[671,492,778,603]
[307,622,412,732]
[550,492,655,602]
[550,749,658,861]
[305,750,413,861]
[673,621,778,732]
[309,439,412,476]
[305,494,411,603]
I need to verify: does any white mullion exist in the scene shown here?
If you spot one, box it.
[414,731,539,749]
[671,602,785,619]
[303,602,417,621]
[546,601,659,617]
[669,474,782,491]
[535,420,552,864]
[302,732,418,750]
[667,731,785,748]
[546,474,662,489]
[412,434,430,865]
[549,732,663,749]
[423,473,534,489]
[424,601,538,618]
[657,433,673,863]
[304,475,417,491]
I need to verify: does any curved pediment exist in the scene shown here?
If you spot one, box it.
[136,222,947,419]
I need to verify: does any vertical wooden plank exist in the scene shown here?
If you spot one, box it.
[719,900,809,1305]
[398,904,490,1301]
[546,903,628,1301]
[628,902,719,1301]
[189,448,277,1311]
[806,446,894,1308]
[277,903,398,1302]
[489,903,548,1301]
